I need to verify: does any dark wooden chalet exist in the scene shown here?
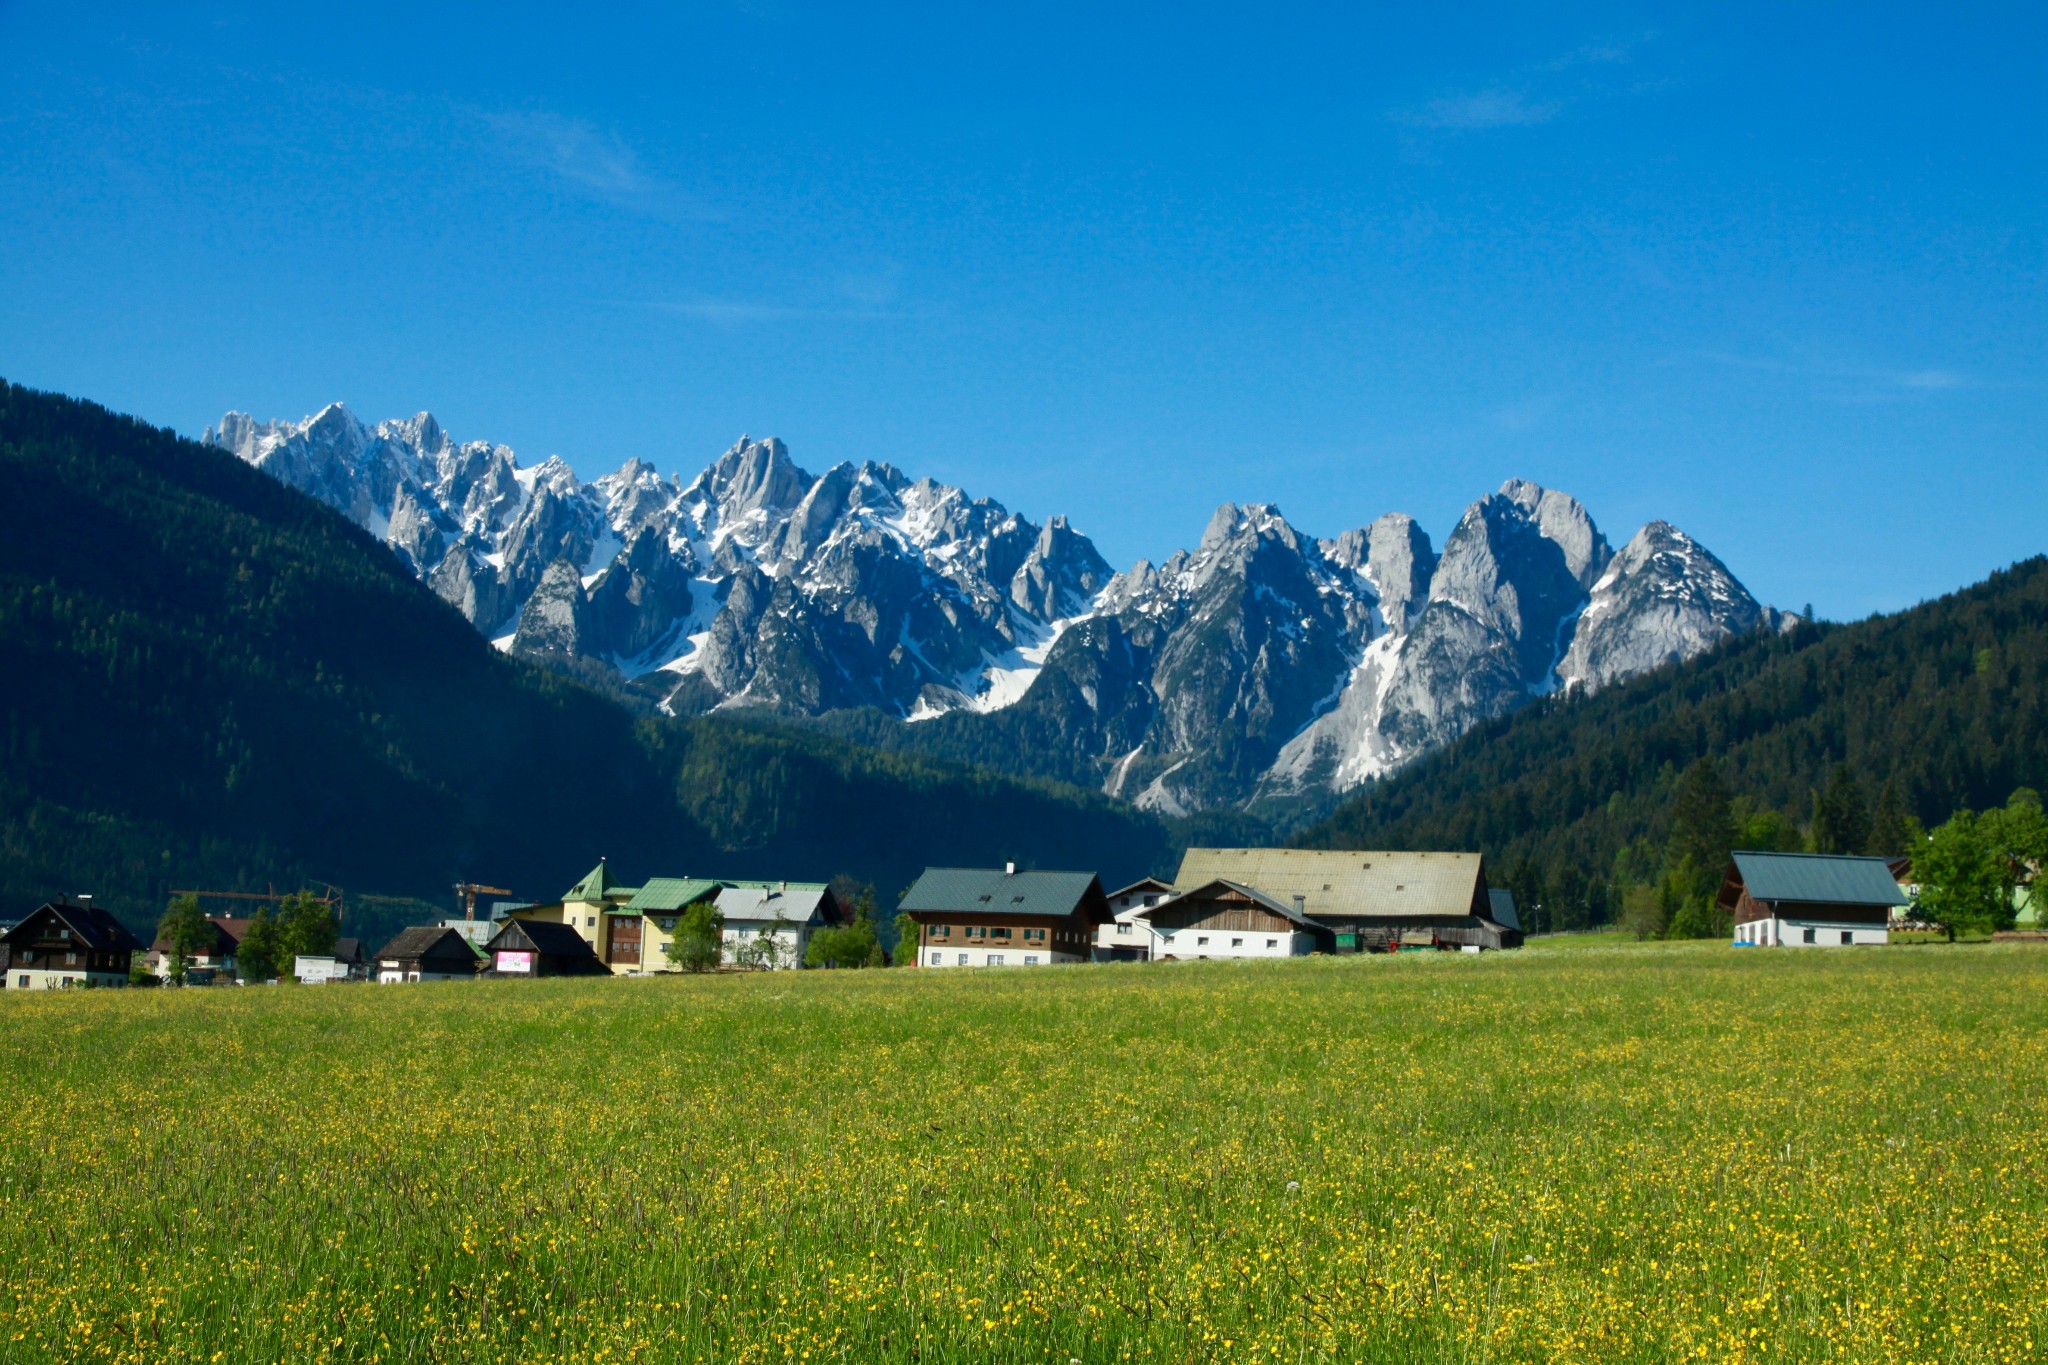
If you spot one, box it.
[480,917,612,977]
[1,899,145,989]
[900,866,1111,967]
[373,926,481,983]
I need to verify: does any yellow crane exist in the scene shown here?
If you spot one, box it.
[453,882,512,921]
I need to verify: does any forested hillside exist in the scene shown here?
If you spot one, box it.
[0,382,1174,940]
[1298,558,2048,928]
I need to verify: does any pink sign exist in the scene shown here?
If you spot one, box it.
[497,950,534,973]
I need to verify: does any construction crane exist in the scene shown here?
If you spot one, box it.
[453,882,512,921]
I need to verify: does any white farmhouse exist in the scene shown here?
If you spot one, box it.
[1723,851,1907,947]
[1135,879,1334,960]
[1096,876,1173,961]
[715,881,839,969]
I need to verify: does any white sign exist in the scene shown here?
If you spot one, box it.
[496,950,534,974]
[294,955,347,984]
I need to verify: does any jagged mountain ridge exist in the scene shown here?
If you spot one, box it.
[210,404,1791,813]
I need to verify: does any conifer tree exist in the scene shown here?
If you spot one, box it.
[1868,779,1911,858]
[1811,764,1870,855]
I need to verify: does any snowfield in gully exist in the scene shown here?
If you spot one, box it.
[1,943,2043,1363]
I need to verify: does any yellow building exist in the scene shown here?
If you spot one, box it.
[517,865,722,973]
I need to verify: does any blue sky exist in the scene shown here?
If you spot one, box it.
[1,2,2042,617]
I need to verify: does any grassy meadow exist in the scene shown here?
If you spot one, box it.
[2,941,2044,1364]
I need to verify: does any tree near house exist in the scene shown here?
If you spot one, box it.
[276,891,338,963]
[892,909,922,966]
[1664,758,1736,938]
[807,890,881,968]
[668,900,724,973]
[235,908,282,982]
[1913,792,2048,936]
[155,894,212,984]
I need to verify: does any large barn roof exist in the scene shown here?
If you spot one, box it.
[1729,852,1909,907]
[1174,848,1487,921]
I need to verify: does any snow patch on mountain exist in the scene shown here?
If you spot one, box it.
[215,406,1785,814]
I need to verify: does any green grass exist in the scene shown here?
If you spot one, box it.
[3,943,2044,1363]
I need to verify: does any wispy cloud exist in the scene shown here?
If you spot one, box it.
[1398,90,1560,130]
[481,109,721,221]
[1692,350,1984,403]
[1391,35,1652,133]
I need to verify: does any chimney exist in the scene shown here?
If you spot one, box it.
[1293,894,1306,916]
[1005,861,1016,876]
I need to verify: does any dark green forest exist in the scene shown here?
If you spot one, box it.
[1298,559,2048,931]
[0,381,1175,943]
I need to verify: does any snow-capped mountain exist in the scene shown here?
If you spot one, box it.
[209,404,1791,814]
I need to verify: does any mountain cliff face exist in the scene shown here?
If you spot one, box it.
[211,404,1790,814]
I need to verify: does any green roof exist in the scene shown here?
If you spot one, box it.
[1730,852,1909,907]
[563,861,622,903]
[899,867,1102,919]
[624,878,721,912]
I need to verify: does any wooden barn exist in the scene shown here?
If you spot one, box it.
[1172,848,1520,951]
[1134,879,1334,959]
[900,865,1110,968]
[373,926,481,983]
[1722,852,1907,947]
[480,917,611,977]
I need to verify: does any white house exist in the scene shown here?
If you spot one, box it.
[714,882,839,969]
[1722,851,1907,947]
[1134,879,1334,960]
[1096,877,1173,961]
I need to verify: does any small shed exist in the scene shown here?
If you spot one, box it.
[480,917,612,977]
[373,926,481,983]
[1721,852,1908,947]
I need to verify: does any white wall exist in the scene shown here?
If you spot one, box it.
[1095,915,1162,956]
[1733,917,1888,947]
[1150,927,1316,960]
[4,968,128,990]
[720,923,809,969]
[922,946,1084,968]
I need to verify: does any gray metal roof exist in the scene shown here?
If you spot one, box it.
[1730,852,1909,907]
[1174,848,1487,921]
[900,868,1102,919]
[1487,888,1522,932]
[714,884,831,926]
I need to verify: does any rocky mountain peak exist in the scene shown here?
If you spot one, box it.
[217,403,1781,818]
